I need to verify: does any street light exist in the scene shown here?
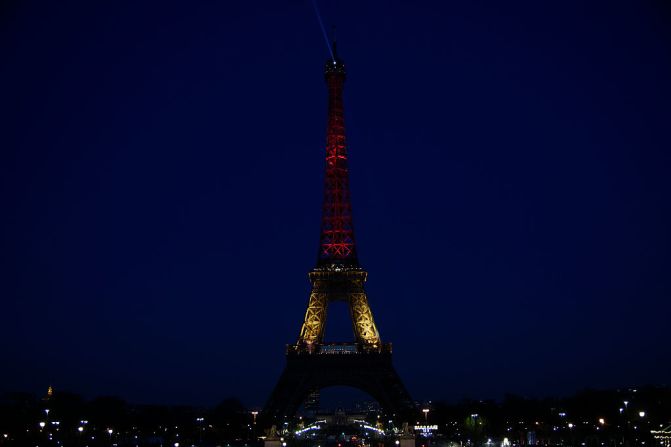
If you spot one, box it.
[251,411,258,424]
[639,412,645,418]
[423,409,430,423]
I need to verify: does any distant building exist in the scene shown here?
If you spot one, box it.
[43,385,53,401]
[652,425,671,447]
[526,431,536,446]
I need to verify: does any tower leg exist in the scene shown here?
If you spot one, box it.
[349,292,381,347]
[298,291,328,345]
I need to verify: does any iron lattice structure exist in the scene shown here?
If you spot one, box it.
[297,268,381,349]
[264,48,414,424]
[297,52,381,350]
[318,55,357,265]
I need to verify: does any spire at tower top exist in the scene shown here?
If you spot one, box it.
[331,26,338,57]
[324,26,344,75]
[324,41,345,77]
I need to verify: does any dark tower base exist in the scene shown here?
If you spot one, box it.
[263,345,415,422]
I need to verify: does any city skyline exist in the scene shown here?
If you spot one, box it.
[2,0,671,407]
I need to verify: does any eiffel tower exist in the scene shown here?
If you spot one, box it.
[263,46,414,422]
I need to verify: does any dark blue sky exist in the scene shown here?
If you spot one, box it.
[2,0,670,407]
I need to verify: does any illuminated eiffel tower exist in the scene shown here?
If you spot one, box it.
[263,46,414,422]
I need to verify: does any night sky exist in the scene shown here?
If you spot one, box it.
[2,1,671,408]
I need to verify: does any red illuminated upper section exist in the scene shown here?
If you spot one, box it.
[317,51,358,268]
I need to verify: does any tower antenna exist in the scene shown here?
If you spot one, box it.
[331,25,338,59]
[311,0,334,60]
